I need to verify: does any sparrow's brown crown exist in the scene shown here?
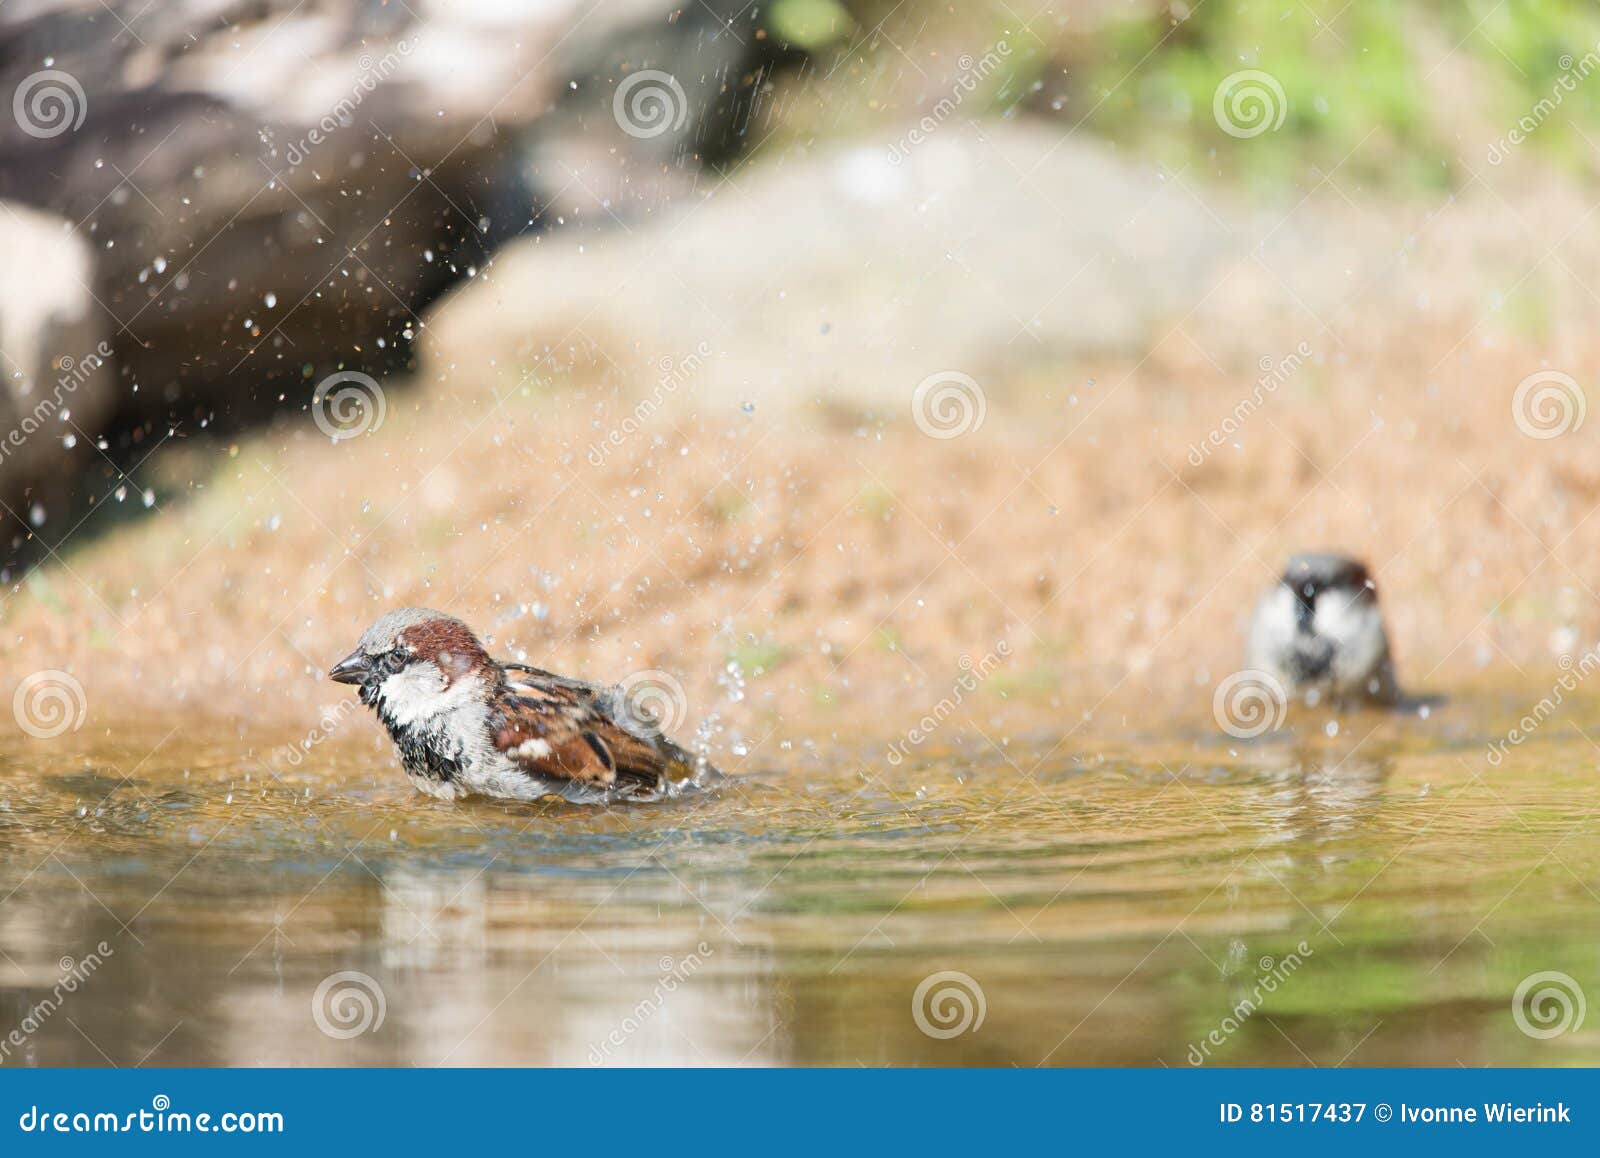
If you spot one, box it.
[329,607,489,685]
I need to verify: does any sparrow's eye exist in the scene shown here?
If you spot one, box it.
[377,648,409,675]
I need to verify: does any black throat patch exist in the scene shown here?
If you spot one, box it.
[366,685,461,784]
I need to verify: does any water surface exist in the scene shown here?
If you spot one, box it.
[1,699,1596,1066]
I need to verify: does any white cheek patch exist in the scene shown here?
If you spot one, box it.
[1314,588,1363,638]
[376,663,452,728]
[1255,585,1299,648]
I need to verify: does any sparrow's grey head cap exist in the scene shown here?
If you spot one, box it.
[355,607,468,654]
[1281,553,1372,595]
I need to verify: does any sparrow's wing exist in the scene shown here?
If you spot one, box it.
[489,669,698,795]
[500,662,609,698]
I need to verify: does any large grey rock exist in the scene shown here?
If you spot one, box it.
[423,123,1239,413]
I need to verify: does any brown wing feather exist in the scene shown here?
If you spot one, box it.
[490,666,701,795]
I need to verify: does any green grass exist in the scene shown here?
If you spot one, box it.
[729,639,792,676]
[820,0,1600,193]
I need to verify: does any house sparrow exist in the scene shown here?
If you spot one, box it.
[329,608,716,803]
[1246,553,1400,707]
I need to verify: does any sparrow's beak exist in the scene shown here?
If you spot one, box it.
[329,651,371,685]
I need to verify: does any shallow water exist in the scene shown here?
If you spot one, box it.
[1,698,1597,1067]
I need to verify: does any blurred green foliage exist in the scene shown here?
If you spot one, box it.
[1077,0,1600,189]
[807,0,1600,191]
[767,0,855,51]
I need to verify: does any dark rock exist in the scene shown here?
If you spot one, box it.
[0,0,786,557]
